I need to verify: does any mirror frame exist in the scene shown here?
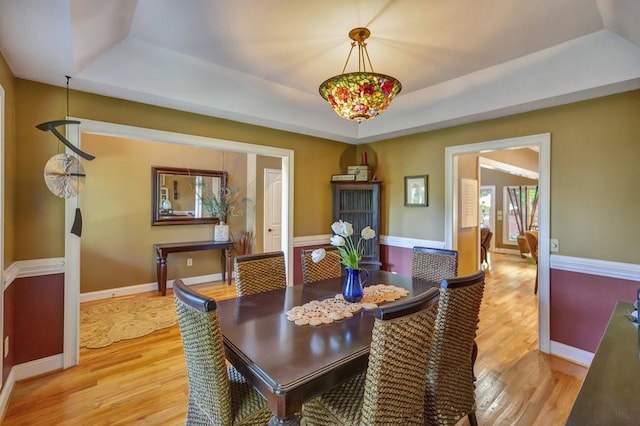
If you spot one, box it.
[151,166,227,226]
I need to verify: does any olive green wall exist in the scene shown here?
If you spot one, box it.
[366,89,640,264]
[80,134,248,293]
[0,52,15,265]
[13,79,354,260]
[9,78,640,267]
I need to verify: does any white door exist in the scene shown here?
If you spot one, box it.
[263,168,282,252]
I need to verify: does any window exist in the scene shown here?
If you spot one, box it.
[503,185,538,244]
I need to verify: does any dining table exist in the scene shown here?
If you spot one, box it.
[216,270,439,425]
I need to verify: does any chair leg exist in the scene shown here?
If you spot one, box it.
[468,412,478,426]
[534,266,538,294]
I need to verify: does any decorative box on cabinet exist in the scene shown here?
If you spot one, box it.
[332,181,382,270]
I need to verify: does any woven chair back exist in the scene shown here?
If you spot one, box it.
[412,247,459,282]
[359,288,440,425]
[172,279,234,425]
[524,230,538,262]
[301,247,342,283]
[234,251,287,297]
[425,271,485,426]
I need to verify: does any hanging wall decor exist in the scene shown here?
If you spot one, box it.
[37,76,95,237]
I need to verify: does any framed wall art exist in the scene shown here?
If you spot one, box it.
[404,175,428,207]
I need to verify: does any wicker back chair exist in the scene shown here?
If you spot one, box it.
[302,287,440,425]
[234,251,287,297]
[411,246,459,282]
[300,247,342,284]
[480,228,493,266]
[424,271,485,426]
[172,279,272,425]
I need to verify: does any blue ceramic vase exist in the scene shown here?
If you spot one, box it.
[342,267,368,303]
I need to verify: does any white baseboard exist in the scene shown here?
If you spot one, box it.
[0,367,15,422]
[0,354,64,421]
[492,247,522,256]
[550,340,594,367]
[79,273,225,303]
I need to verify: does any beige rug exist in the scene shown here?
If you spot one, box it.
[80,297,176,349]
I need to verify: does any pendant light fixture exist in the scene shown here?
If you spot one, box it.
[319,27,402,122]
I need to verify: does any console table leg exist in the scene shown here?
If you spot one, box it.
[157,255,168,296]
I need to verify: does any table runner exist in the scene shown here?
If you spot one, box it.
[285,284,409,326]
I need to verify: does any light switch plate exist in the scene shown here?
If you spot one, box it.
[550,239,559,252]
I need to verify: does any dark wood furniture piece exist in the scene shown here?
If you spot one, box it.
[332,181,382,270]
[566,301,640,425]
[216,270,437,425]
[154,240,233,296]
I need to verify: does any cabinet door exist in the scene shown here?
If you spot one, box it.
[332,182,381,269]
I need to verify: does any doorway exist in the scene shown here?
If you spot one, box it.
[445,133,550,353]
[62,118,294,368]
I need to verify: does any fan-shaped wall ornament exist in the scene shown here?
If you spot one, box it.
[43,153,86,198]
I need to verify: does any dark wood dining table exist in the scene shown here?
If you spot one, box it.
[216,270,438,425]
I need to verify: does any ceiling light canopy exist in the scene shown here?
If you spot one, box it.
[319,27,402,122]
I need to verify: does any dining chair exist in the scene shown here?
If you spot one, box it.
[300,246,342,284]
[480,228,493,267]
[411,246,459,282]
[424,270,486,426]
[524,230,539,294]
[234,251,287,297]
[302,287,441,425]
[172,279,272,425]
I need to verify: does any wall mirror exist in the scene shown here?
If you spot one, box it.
[152,166,227,225]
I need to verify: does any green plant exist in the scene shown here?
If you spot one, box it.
[195,183,245,224]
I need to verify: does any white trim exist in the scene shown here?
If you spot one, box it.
[0,367,13,420]
[3,259,65,290]
[0,354,65,418]
[293,235,332,247]
[380,235,445,250]
[65,117,295,369]
[79,273,226,303]
[550,340,594,367]
[12,354,64,380]
[445,133,551,354]
[14,258,65,279]
[3,262,19,290]
[551,254,640,281]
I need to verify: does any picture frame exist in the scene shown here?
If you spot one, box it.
[404,175,428,207]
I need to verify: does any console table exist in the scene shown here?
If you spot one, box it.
[154,240,234,296]
[566,301,640,424]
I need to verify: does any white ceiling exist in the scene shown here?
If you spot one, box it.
[1,0,640,144]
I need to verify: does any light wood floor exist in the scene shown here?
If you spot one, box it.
[2,253,586,425]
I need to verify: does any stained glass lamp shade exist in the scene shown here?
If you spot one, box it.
[319,28,401,122]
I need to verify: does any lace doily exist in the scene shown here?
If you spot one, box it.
[285,284,409,326]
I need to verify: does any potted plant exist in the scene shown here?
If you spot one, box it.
[196,183,244,241]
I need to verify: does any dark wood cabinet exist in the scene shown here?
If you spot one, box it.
[332,181,382,270]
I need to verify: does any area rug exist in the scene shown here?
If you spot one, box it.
[80,297,176,349]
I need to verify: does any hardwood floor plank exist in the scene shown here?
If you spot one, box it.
[2,253,586,425]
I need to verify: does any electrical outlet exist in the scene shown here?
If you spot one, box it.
[550,239,559,253]
[187,258,193,266]
[4,336,9,358]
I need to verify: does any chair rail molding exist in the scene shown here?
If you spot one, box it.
[550,254,640,281]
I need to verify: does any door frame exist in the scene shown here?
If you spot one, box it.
[445,133,550,353]
[63,118,294,368]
